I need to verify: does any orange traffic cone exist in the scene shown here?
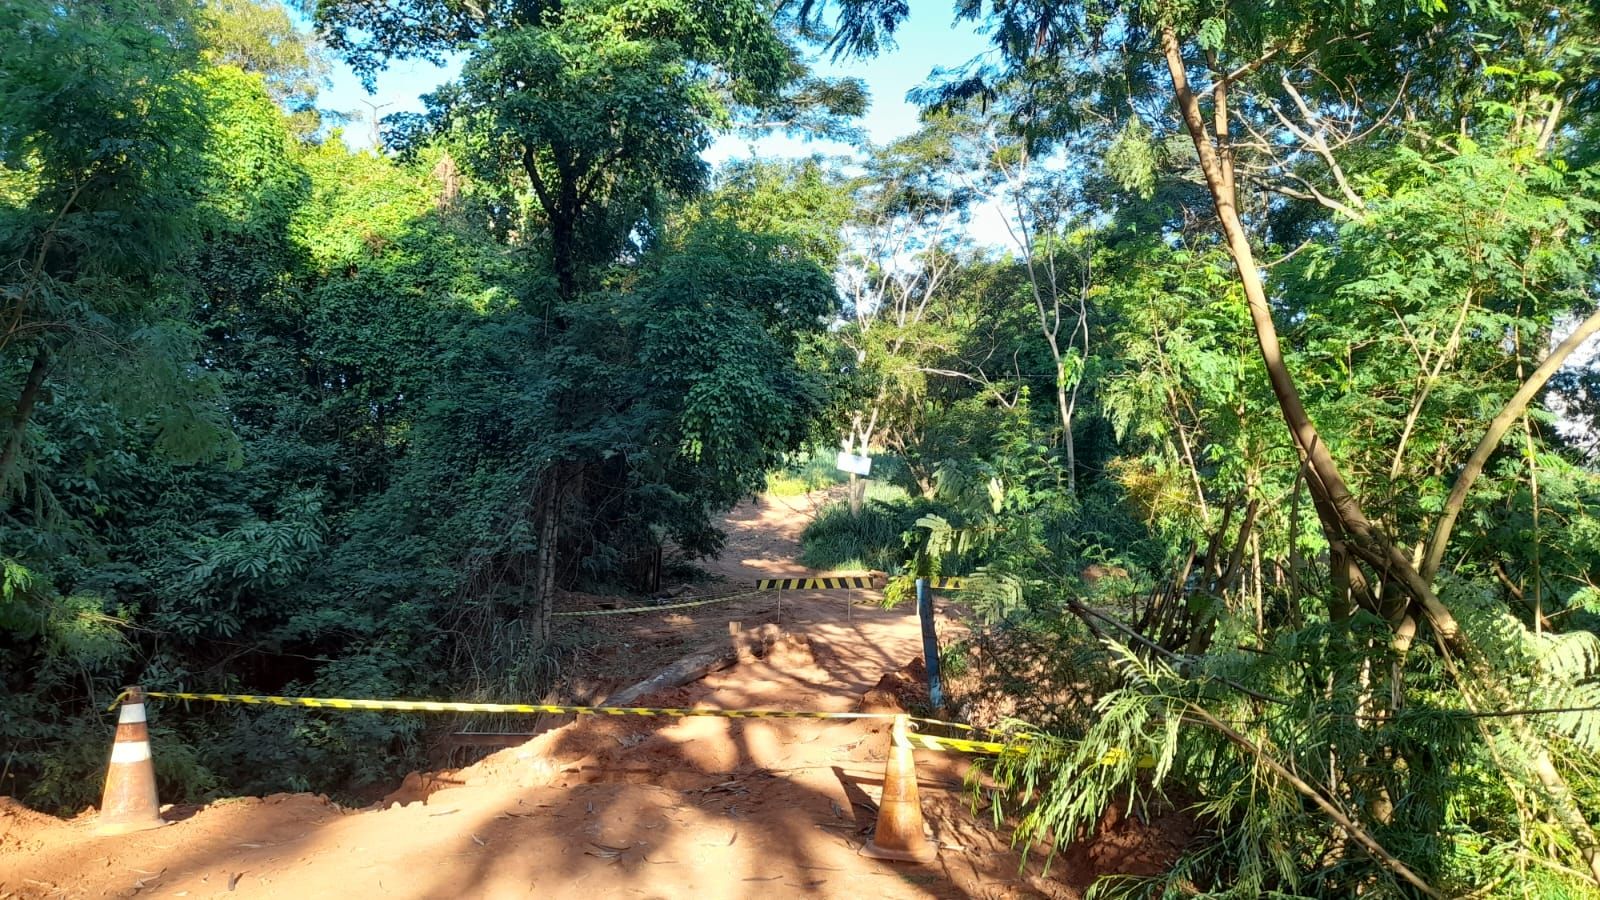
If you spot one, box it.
[98,686,165,835]
[862,714,935,862]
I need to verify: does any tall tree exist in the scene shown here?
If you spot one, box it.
[835,116,977,509]
[314,0,853,299]
[796,0,1600,888]
[198,0,328,111]
[1,0,233,497]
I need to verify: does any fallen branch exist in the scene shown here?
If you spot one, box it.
[602,623,779,707]
[1184,704,1443,899]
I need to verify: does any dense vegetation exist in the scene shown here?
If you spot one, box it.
[1,0,846,804]
[6,0,1600,896]
[792,1,1600,896]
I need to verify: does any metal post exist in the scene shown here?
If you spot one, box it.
[915,577,943,711]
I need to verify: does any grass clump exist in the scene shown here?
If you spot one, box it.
[799,500,911,571]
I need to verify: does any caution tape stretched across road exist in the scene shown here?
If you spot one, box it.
[116,691,911,720]
[550,589,762,617]
[549,572,958,615]
[907,715,1029,737]
[113,692,1105,760]
[549,573,883,616]
[899,729,1157,767]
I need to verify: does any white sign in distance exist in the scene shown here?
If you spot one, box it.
[835,451,872,476]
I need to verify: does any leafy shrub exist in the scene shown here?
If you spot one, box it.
[939,639,970,679]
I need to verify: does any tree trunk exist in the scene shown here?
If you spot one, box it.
[534,487,559,647]
[604,647,739,707]
[0,345,49,492]
[533,464,578,647]
[1159,27,1461,635]
[551,217,577,301]
[606,623,782,707]
[1160,30,1356,543]
[522,147,579,301]
[1054,359,1077,495]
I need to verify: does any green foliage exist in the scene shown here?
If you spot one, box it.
[795,0,1600,894]
[799,499,921,572]
[685,157,854,267]
[1103,117,1157,200]
[8,4,1600,898]
[2,0,841,814]
[0,0,238,494]
[975,604,1600,897]
[196,0,327,111]
[380,0,794,297]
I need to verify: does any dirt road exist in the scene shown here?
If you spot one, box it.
[0,492,1075,899]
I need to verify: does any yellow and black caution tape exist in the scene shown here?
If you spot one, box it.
[907,715,1025,737]
[903,732,1155,766]
[550,589,761,618]
[114,688,1161,764]
[902,732,1028,755]
[113,692,1034,745]
[756,575,876,590]
[112,690,1151,762]
[1098,747,1158,768]
[115,691,900,721]
[549,575,880,616]
[925,577,966,590]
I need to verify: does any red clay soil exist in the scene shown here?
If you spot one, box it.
[1059,798,1197,892]
[0,492,1191,899]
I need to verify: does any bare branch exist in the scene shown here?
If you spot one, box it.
[1424,304,1600,581]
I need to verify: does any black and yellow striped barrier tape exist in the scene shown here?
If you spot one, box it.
[756,575,876,590]
[926,577,966,590]
[110,692,1145,760]
[114,691,909,720]
[907,716,1034,741]
[550,589,762,617]
[897,731,1156,767]
[116,688,1164,759]
[1099,747,1158,768]
[553,574,921,605]
[902,732,1027,755]
[551,577,880,615]
[103,695,1049,749]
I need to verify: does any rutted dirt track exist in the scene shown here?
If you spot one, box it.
[0,492,1082,899]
